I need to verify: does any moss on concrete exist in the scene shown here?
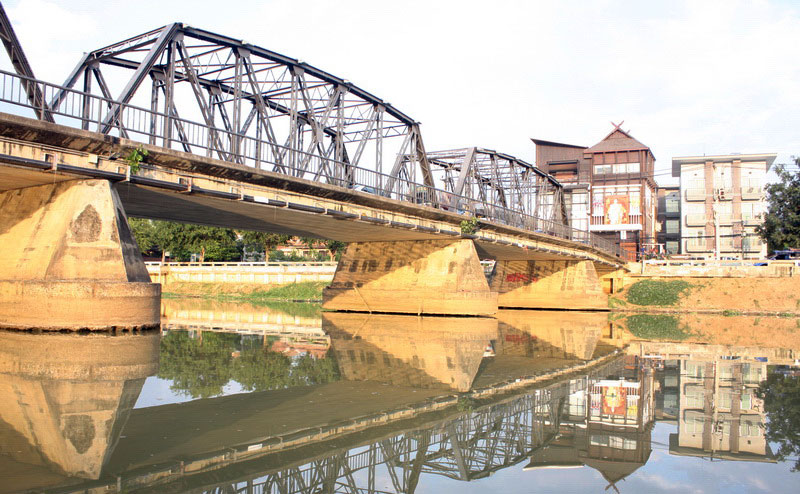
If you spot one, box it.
[625,280,692,306]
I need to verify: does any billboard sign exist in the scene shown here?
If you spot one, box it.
[604,195,629,225]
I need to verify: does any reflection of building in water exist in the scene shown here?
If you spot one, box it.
[323,312,497,391]
[0,331,159,488]
[670,359,774,462]
[527,356,655,492]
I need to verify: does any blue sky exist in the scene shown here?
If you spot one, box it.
[2,0,799,185]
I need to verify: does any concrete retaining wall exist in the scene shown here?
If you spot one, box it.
[145,262,336,285]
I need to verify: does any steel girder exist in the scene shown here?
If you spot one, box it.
[425,147,568,226]
[49,23,432,190]
[0,4,54,122]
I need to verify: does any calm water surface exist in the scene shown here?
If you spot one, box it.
[2,299,799,493]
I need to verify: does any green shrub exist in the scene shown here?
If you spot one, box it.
[722,309,742,317]
[626,314,690,341]
[625,280,692,306]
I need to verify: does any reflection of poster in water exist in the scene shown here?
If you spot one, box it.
[602,385,627,416]
[604,195,629,225]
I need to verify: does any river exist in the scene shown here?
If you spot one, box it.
[1,299,799,493]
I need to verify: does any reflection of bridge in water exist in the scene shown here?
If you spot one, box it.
[112,358,635,494]
[4,309,800,494]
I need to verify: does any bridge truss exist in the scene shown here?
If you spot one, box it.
[0,17,624,254]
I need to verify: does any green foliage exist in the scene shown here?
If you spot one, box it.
[239,231,290,256]
[158,331,341,398]
[257,301,322,319]
[722,309,742,316]
[608,296,628,309]
[625,279,692,306]
[128,218,242,261]
[158,331,239,399]
[125,145,148,174]
[757,160,800,252]
[247,281,328,301]
[756,372,800,471]
[625,314,690,341]
[325,239,347,260]
[460,217,479,235]
[457,396,476,412]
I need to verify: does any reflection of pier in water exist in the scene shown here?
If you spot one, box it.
[0,331,159,493]
[4,310,798,494]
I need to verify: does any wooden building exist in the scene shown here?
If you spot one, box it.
[534,123,657,258]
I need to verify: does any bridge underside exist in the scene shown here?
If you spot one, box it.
[0,115,621,326]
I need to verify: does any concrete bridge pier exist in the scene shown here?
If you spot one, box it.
[490,259,608,310]
[322,239,497,316]
[0,179,160,330]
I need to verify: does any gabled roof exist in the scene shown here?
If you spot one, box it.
[584,127,653,157]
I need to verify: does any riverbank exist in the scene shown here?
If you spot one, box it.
[611,277,800,315]
[162,281,327,303]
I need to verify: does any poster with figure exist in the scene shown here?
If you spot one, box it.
[602,384,627,416]
[604,195,629,225]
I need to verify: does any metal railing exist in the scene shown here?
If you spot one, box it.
[0,69,623,259]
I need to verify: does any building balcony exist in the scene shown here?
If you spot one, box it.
[742,215,761,226]
[685,214,706,227]
[685,239,708,253]
[715,187,734,201]
[717,214,733,225]
[685,189,705,201]
[741,186,763,200]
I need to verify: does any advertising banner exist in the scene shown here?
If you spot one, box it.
[604,195,629,225]
[601,384,627,416]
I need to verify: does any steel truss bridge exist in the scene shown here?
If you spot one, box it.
[104,359,626,494]
[0,20,620,256]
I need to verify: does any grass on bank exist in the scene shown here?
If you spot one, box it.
[625,279,693,306]
[625,314,691,341]
[163,281,328,302]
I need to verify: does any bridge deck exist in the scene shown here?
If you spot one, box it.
[0,112,624,267]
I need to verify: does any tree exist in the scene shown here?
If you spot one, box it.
[324,240,346,261]
[757,159,800,252]
[756,372,800,470]
[129,218,157,255]
[128,219,242,261]
[239,230,290,257]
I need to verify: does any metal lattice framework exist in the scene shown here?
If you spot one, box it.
[0,17,621,256]
[49,23,431,192]
[425,147,567,227]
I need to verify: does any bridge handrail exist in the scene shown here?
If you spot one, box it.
[0,69,624,260]
[144,261,338,267]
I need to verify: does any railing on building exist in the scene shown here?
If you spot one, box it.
[685,214,706,227]
[0,69,623,260]
[741,186,763,200]
[685,189,705,201]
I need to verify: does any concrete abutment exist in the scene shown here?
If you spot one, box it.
[490,259,608,310]
[0,179,160,330]
[322,239,498,316]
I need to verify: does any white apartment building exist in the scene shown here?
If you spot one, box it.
[672,153,776,259]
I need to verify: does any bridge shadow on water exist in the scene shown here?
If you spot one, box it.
[1,304,798,494]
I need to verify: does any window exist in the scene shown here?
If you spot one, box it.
[666,220,679,234]
[595,164,612,175]
[666,194,680,213]
[666,241,679,254]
